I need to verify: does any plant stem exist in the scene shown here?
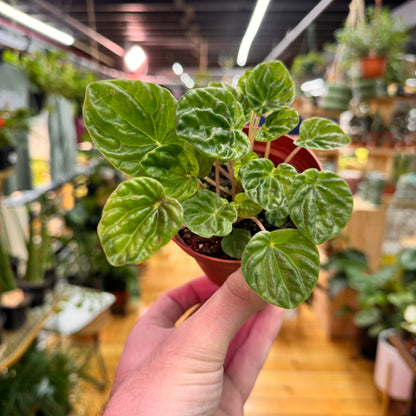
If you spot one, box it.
[249,111,256,148]
[201,177,232,195]
[249,216,266,232]
[215,158,220,195]
[264,141,271,159]
[228,162,236,201]
[218,165,232,180]
[283,146,302,164]
[249,115,261,148]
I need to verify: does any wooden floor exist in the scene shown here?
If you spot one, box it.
[73,240,386,416]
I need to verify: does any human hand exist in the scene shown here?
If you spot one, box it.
[104,268,285,416]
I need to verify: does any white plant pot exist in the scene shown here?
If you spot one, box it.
[374,329,414,401]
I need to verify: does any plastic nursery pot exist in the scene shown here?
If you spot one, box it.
[0,146,18,171]
[18,279,50,307]
[0,292,32,330]
[44,268,57,290]
[172,234,241,286]
[374,329,414,401]
[360,56,387,79]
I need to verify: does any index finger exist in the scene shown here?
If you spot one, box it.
[144,276,219,327]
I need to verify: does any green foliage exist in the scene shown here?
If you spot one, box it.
[255,106,299,142]
[183,190,238,238]
[297,117,351,150]
[336,6,409,60]
[325,247,416,338]
[176,86,249,160]
[288,170,353,244]
[83,60,353,309]
[0,108,31,148]
[221,228,252,259]
[84,80,178,175]
[0,238,17,293]
[23,202,56,284]
[0,343,81,416]
[59,160,140,293]
[3,49,98,111]
[290,50,327,83]
[98,177,183,265]
[242,229,320,308]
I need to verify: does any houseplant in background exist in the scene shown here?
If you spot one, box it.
[0,340,88,416]
[18,202,57,307]
[336,5,409,79]
[290,50,327,95]
[371,247,416,405]
[343,247,416,359]
[0,108,31,172]
[314,247,368,339]
[83,60,353,309]
[60,160,140,314]
[3,49,98,114]
[0,237,31,329]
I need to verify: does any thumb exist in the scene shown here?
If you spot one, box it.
[183,268,267,355]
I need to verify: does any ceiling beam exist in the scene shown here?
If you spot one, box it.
[263,0,335,61]
[27,0,125,57]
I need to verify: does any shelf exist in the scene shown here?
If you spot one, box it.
[0,288,63,371]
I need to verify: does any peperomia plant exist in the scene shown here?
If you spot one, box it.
[83,60,353,309]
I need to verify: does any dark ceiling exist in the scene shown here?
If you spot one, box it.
[1,0,414,81]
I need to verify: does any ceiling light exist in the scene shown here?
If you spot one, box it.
[124,45,146,72]
[172,62,183,76]
[180,73,194,89]
[301,78,325,97]
[0,1,74,46]
[237,0,271,67]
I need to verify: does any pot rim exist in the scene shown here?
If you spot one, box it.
[172,233,241,265]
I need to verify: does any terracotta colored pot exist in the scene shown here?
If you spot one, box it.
[173,234,241,286]
[173,133,322,286]
[110,290,130,315]
[360,56,387,79]
[253,134,322,172]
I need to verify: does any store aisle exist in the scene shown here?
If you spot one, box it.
[76,240,383,416]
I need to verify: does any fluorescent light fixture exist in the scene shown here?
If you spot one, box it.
[172,62,183,76]
[237,0,271,67]
[180,73,194,89]
[0,1,74,46]
[301,78,325,97]
[124,45,146,72]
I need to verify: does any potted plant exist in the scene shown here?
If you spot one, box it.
[0,341,88,415]
[18,204,56,307]
[83,60,353,309]
[0,108,31,172]
[313,247,367,339]
[344,247,416,359]
[372,247,416,404]
[336,6,409,79]
[0,238,31,329]
[290,50,327,98]
[60,160,140,313]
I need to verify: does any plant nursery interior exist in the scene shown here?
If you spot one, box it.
[1,0,416,414]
